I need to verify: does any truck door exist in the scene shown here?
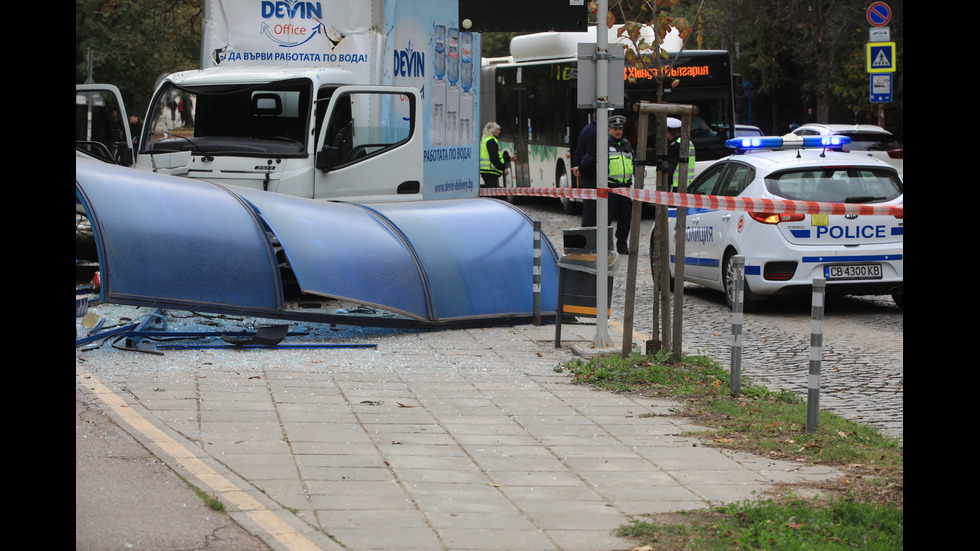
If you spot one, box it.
[314,86,423,203]
[75,84,134,167]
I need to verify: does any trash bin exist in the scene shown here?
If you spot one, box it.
[554,227,620,347]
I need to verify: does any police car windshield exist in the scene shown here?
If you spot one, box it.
[765,168,902,203]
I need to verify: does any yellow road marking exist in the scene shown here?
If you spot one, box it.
[607,318,649,343]
[76,367,326,551]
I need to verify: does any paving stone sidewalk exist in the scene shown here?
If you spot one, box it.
[77,307,842,551]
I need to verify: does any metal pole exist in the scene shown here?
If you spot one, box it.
[533,221,541,326]
[593,1,612,348]
[729,255,744,396]
[806,278,826,434]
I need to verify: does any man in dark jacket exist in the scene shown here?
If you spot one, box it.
[571,120,598,226]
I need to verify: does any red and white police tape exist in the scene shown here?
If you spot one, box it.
[478,186,903,217]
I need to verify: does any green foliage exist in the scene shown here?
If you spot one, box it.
[481,32,517,59]
[673,0,903,140]
[567,351,729,396]
[75,0,903,141]
[619,487,903,550]
[76,0,203,117]
[178,475,226,512]
[563,351,903,469]
[710,496,902,550]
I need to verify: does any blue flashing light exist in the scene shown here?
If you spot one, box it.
[802,135,852,148]
[726,135,852,150]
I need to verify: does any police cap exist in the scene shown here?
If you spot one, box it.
[609,115,626,128]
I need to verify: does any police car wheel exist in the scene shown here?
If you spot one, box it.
[723,250,756,311]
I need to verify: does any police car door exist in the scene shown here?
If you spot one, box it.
[697,161,755,284]
[680,162,728,280]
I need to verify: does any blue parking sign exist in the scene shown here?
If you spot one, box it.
[870,73,892,103]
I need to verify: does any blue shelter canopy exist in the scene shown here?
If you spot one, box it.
[76,157,559,326]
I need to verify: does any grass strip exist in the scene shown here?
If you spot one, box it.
[561,351,903,550]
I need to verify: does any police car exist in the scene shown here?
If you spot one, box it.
[661,134,904,308]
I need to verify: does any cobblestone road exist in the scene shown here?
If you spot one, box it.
[517,199,904,442]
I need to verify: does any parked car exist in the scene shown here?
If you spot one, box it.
[735,124,764,137]
[660,134,904,308]
[790,123,903,178]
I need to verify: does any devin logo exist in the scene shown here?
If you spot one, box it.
[394,41,425,79]
[259,1,325,48]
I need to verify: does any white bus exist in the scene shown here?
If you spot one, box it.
[481,28,744,212]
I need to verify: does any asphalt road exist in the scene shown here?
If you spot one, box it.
[514,197,904,441]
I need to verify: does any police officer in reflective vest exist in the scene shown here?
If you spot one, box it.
[607,115,634,255]
[479,122,510,188]
[666,117,695,189]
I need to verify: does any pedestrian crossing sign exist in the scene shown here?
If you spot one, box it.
[866,42,896,73]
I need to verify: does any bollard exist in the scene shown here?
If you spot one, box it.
[806,278,826,434]
[533,221,541,326]
[729,255,744,396]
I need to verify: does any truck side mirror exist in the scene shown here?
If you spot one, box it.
[317,120,353,172]
[317,145,339,172]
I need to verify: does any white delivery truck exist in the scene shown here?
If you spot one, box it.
[134,0,481,203]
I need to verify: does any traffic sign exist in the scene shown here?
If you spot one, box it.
[870,74,892,103]
[866,42,896,73]
[867,2,891,26]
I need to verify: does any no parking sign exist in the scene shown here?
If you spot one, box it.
[867,2,892,26]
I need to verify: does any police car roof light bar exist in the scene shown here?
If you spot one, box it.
[725,135,852,150]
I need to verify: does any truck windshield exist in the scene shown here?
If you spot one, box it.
[765,167,902,203]
[141,79,312,157]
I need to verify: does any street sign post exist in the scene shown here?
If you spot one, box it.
[866,3,896,113]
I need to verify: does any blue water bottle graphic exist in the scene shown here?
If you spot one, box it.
[459,31,474,145]
[432,24,447,146]
[446,26,459,146]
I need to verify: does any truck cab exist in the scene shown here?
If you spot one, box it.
[135,66,423,203]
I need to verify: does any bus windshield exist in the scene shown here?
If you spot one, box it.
[624,51,737,163]
[481,48,739,196]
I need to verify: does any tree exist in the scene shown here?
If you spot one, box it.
[481,32,518,58]
[681,0,902,139]
[76,0,203,117]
